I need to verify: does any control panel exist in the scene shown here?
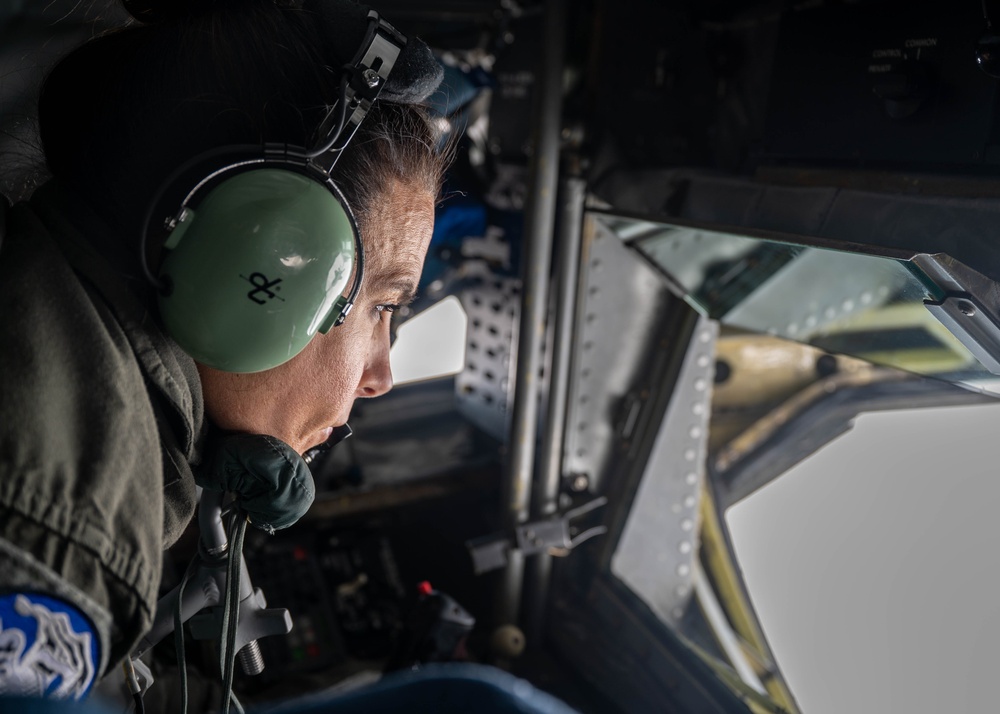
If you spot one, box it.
[761,0,1000,169]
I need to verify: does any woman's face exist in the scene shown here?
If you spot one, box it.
[197,178,436,454]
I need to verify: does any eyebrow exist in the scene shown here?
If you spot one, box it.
[366,271,420,305]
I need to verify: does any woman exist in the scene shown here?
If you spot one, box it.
[0,0,448,699]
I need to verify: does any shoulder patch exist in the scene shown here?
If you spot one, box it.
[0,593,99,700]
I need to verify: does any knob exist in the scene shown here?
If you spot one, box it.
[871,60,931,119]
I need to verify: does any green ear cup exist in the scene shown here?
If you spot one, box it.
[157,168,356,373]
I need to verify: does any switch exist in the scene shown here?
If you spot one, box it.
[871,59,932,119]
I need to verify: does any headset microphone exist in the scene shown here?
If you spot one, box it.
[143,10,407,374]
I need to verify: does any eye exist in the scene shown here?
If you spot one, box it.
[374,303,401,321]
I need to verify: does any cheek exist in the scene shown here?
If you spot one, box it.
[197,324,371,438]
[304,321,374,398]
[197,366,274,434]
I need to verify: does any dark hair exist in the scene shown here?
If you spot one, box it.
[37,1,447,243]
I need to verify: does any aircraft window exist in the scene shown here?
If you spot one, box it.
[578,213,999,712]
[614,216,1000,392]
[389,296,468,385]
[726,401,1000,714]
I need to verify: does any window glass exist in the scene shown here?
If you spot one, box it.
[726,402,1000,714]
[390,296,468,385]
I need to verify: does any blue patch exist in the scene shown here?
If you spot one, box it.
[0,593,99,700]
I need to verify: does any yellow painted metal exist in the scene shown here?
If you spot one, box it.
[698,484,801,714]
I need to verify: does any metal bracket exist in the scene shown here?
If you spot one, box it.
[466,497,608,575]
[188,583,293,657]
[924,292,1000,375]
[133,492,293,665]
[308,11,403,174]
[610,315,718,624]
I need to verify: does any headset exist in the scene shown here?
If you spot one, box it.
[140,10,407,374]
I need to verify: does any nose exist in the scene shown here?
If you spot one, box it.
[356,326,393,398]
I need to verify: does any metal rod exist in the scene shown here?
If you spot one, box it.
[523,176,586,641]
[496,0,568,628]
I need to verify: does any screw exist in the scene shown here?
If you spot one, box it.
[362,69,381,88]
[816,353,839,378]
[571,474,589,492]
[958,300,977,317]
[237,641,265,676]
[164,208,189,231]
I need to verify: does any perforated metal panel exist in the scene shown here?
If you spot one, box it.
[455,277,521,441]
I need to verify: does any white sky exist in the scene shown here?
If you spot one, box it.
[390,296,467,385]
[726,401,1000,714]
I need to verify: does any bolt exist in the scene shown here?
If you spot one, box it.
[362,68,381,88]
[958,300,977,317]
[571,474,589,492]
[164,208,189,231]
[816,353,839,378]
[237,641,265,676]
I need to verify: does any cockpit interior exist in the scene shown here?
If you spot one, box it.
[3,1,999,712]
